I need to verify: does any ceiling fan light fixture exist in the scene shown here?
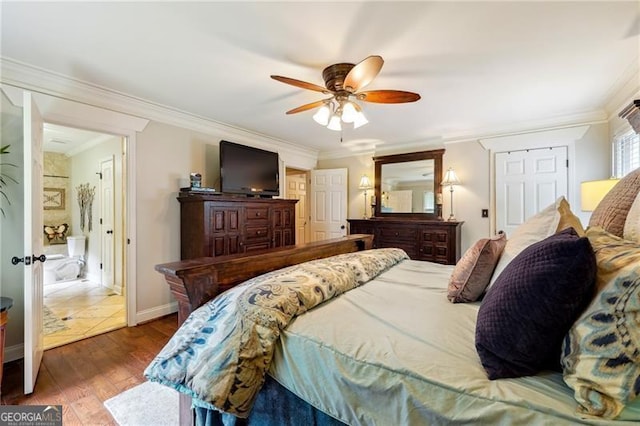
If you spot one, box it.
[341,101,358,123]
[327,114,342,131]
[353,110,368,129]
[313,103,331,126]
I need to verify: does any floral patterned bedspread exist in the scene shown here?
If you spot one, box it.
[144,248,409,418]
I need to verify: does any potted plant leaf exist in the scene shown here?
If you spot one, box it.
[0,144,18,217]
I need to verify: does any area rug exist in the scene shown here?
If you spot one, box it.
[43,305,68,335]
[104,381,179,426]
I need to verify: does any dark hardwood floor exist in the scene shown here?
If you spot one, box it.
[1,314,178,425]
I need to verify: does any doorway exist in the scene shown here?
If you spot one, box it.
[285,168,309,244]
[495,146,569,237]
[41,123,126,349]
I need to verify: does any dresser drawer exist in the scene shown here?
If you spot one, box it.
[421,230,449,244]
[378,226,416,241]
[244,226,270,241]
[245,207,269,222]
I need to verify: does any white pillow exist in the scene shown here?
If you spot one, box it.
[487,196,565,288]
[623,193,640,242]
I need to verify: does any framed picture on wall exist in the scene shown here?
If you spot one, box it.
[43,187,65,210]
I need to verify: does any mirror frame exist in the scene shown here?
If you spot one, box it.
[373,149,445,220]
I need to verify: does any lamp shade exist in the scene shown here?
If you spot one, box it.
[580,178,620,211]
[313,104,331,126]
[441,168,461,186]
[327,114,342,131]
[341,102,357,123]
[359,174,372,189]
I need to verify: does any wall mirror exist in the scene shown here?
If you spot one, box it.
[373,149,444,219]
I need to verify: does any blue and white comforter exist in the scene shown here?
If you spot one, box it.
[144,248,408,417]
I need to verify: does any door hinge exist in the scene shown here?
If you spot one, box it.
[127,238,131,245]
[100,218,103,225]
[100,263,103,270]
[566,159,569,168]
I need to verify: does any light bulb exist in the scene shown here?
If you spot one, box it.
[313,104,331,126]
[341,102,357,123]
[327,114,342,131]
[353,111,368,129]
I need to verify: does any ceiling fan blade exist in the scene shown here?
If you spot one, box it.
[343,55,384,92]
[357,90,421,104]
[271,75,329,93]
[286,99,330,115]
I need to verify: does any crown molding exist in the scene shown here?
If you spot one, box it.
[0,57,319,169]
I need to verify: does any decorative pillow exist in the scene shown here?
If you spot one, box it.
[562,228,640,419]
[475,227,596,380]
[589,168,640,237]
[557,197,585,236]
[585,227,640,292]
[488,196,580,288]
[623,193,640,243]
[447,231,506,303]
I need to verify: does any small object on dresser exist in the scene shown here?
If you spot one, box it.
[190,173,202,188]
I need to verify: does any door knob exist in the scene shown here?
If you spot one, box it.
[341,225,346,230]
[32,254,46,263]
[106,230,113,234]
[11,256,27,265]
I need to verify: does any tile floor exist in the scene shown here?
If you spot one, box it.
[43,279,126,350]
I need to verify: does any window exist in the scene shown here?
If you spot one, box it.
[613,130,640,178]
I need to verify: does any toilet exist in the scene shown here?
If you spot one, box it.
[43,235,86,285]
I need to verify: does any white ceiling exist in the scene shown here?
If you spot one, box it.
[2,1,639,156]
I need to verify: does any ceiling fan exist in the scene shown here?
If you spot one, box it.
[271,55,421,131]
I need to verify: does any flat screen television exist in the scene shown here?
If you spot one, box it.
[220,140,280,197]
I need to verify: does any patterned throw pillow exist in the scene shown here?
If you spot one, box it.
[561,227,640,419]
[488,196,582,289]
[447,231,506,303]
[623,194,640,243]
[589,168,640,238]
[476,228,596,380]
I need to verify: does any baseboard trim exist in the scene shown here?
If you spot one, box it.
[4,343,24,363]
[135,302,178,325]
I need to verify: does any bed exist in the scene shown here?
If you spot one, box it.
[146,169,640,425]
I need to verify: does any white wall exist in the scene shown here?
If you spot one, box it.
[317,122,611,256]
[443,141,491,253]
[69,136,123,285]
[134,122,316,316]
[0,91,25,353]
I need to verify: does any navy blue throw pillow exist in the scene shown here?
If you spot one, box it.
[475,227,596,380]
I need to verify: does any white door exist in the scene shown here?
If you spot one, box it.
[309,168,348,241]
[286,172,308,244]
[100,156,115,290]
[495,146,568,236]
[23,92,45,394]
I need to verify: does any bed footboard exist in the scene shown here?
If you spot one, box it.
[155,234,373,426]
[155,234,373,326]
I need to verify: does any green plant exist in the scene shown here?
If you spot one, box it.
[0,144,19,217]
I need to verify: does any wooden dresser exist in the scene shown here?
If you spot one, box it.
[178,193,297,259]
[348,218,463,265]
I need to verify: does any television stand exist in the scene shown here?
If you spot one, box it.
[177,193,298,259]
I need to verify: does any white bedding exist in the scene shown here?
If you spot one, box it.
[269,259,640,425]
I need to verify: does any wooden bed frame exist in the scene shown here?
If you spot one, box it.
[154,234,374,425]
